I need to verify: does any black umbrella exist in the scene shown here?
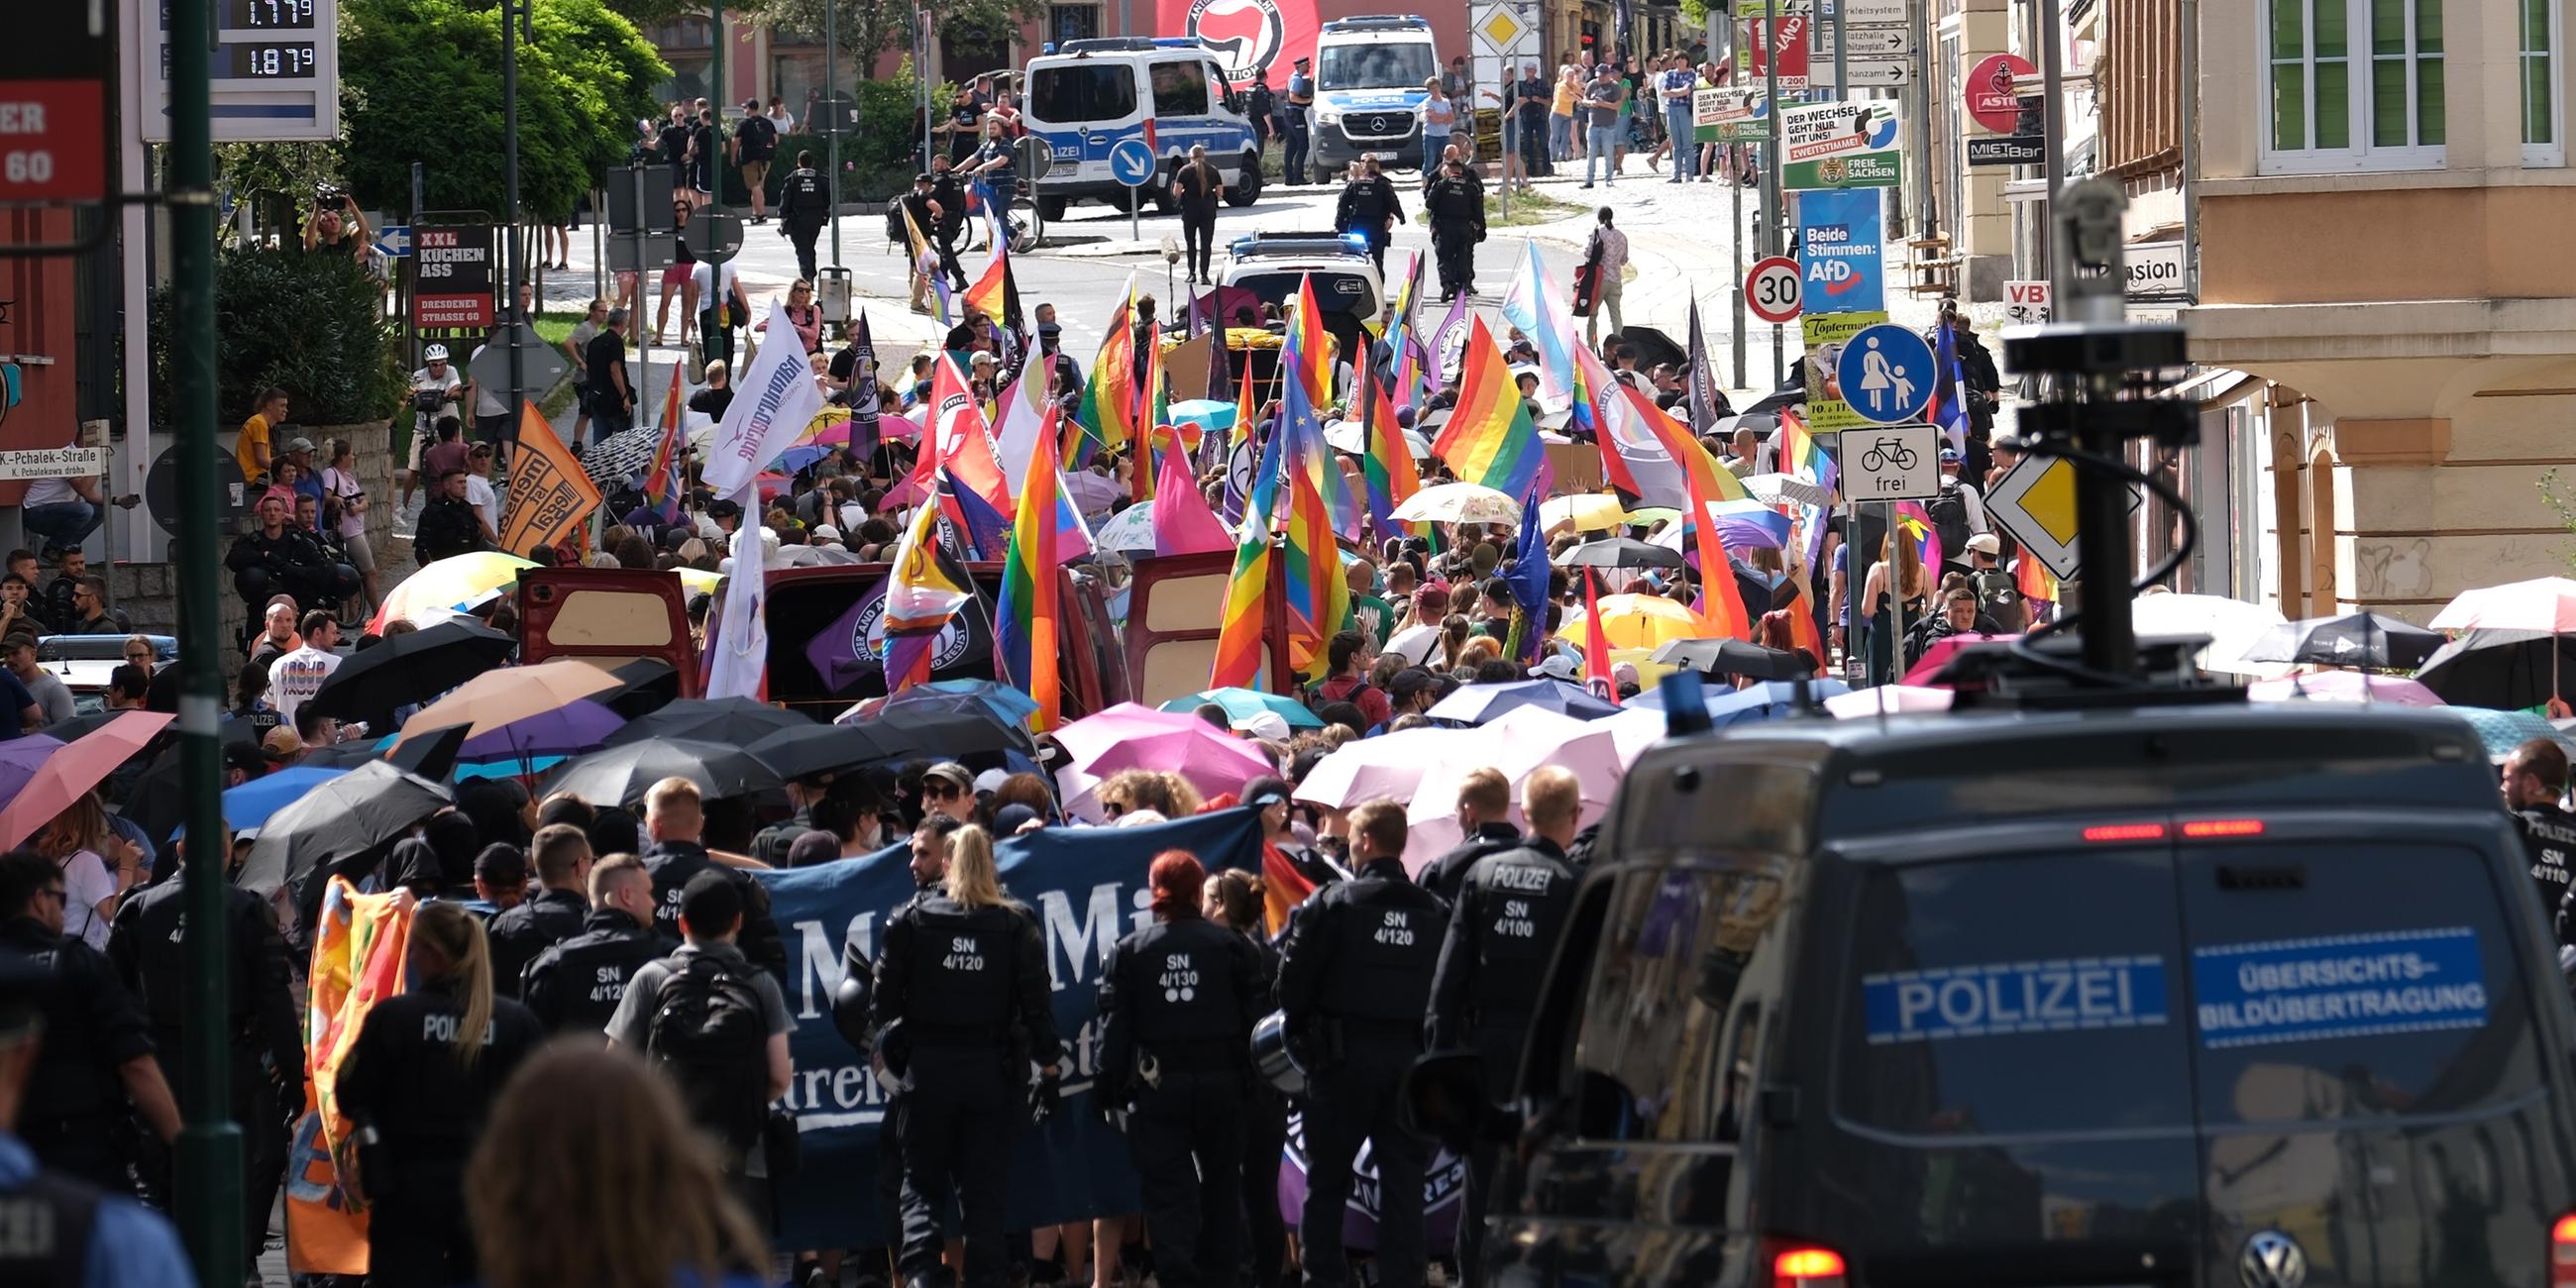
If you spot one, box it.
[542,737,786,806]
[604,698,814,748]
[306,619,517,729]
[238,761,455,893]
[2245,612,2444,670]
[40,711,127,743]
[388,722,472,781]
[582,424,667,485]
[1614,324,1685,372]
[1651,636,1818,682]
[1557,538,1685,571]
[847,692,1036,762]
[2415,630,2576,710]
[597,659,684,721]
[745,723,899,782]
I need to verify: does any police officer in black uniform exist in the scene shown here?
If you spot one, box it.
[1275,801,1449,1288]
[839,814,960,1278]
[106,830,301,1272]
[1418,768,1523,903]
[1423,155,1486,302]
[485,823,593,994]
[927,156,971,291]
[776,148,833,284]
[872,822,1059,1288]
[1096,850,1263,1288]
[2504,739,2576,942]
[0,850,176,1191]
[639,777,788,981]
[1332,154,1404,271]
[520,852,672,1036]
[1425,766,1582,1287]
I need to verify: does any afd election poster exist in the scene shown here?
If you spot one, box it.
[1795,189,1884,315]
[754,807,1265,1250]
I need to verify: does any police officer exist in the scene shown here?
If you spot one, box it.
[0,849,176,1191]
[1423,152,1486,302]
[2505,739,2576,941]
[1274,801,1448,1288]
[1333,154,1403,271]
[1283,55,1315,185]
[1096,850,1263,1288]
[336,901,544,1286]
[1426,766,1582,1287]
[520,853,672,1036]
[1418,767,1521,902]
[106,829,301,1272]
[486,823,593,992]
[839,815,961,1284]
[871,822,1059,1288]
[0,945,195,1285]
[776,148,833,285]
[639,776,788,981]
[927,156,972,291]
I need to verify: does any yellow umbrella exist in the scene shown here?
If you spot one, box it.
[677,567,721,596]
[1557,593,1703,650]
[392,659,625,749]
[370,551,537,631]
[1540,492,1629,535]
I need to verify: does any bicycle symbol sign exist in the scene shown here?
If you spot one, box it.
[1847,422,1939,499]
[1832,322,1935,425]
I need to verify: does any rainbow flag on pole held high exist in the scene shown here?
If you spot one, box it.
[997,408,1063,732]
[1130,322,1164,502]
[1432,315,1546,501]
[1288,274,1334,409]
[1276,353,1346,682]
[1360,361,1421,538]
[1075,271,1138,463]
[1208,436,1280,691]
[881,497,973,697]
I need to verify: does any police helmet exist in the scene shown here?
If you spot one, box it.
[830,966,874,1055]
[1251,1011,1309,1096]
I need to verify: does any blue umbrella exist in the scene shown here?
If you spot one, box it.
[222,765,353,830]
[1697,680,1853,726]
[914,680,1042,726]
[1425,679,1619,725]
[1168,398,1238,432]
[1160,687,1326,729]
[2444,707,2576,761]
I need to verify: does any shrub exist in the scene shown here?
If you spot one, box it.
[150,248,408,431]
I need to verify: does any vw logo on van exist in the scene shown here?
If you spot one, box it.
[2237,1230,2308,1288]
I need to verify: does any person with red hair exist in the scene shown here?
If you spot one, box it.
[1094,850,1265,1288]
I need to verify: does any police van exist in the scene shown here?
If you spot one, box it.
[1417,697,2576,1288]
[1309,15,1441,172]
[1022,38,1264,221]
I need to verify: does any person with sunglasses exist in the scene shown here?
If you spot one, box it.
[918,762,979,825]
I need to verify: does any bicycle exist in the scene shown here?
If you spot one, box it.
[1862,438,1916,474]
[970,177,1045,255]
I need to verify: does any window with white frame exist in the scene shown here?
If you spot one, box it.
[2263,0,2445,173]
[2526,0,2562,164]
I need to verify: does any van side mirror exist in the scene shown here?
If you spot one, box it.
[1402,1049,1490,1151]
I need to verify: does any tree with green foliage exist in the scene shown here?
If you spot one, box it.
[150,249,409,431]
[338,0,668,223]
[741,0,1041,70]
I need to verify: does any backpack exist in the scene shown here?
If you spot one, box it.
[1307,676,1375,717]
[646,951,772,1153]
[1970,567,2019,610]
[742,115,777,157]
[1927,484,1973,563]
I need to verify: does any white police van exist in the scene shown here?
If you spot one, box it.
[1309,15,1441,172]
[1023,38,1264,221]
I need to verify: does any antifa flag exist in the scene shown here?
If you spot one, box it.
[755,808,1265,1248]
[845,312,882,463]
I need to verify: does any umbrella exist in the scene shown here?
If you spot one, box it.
[2415,630,2576,710]
[604,697,812,748]
[1392,482,1521,527]
[544,737,786,806]
[1292,727,1462,809]
[1651,637,1817,681]
[0,712,175,850]
[745,723,899,781]
[837,694,1036,762]
[916,680,1043,727]
[581,424,669,484]
[2129,592,2291,678]
[1825,685,1957,718]
[1426,679,1619,725]
[392,660,626,750]
[0,735,66,812]
[456,698,627,762]
[596,659,684,720]
[38,713,126,744]
[1404,705,1622,870]
[1557,538,1684,571]
[307,618,518,728]
[2247,673,2446,707]
[1322,419,1429,459]
[1063,471,1123,514]
[1556,593,1702,650]
[371,551,538,632]
[1701,681,1847,726]
[1539,493,1629,534]
[1159,687,1326,730]
[2243,612,2444,670]
[1902,633,2017,687]
[1742,473,1834,508]
[1093,504,1158,555]
[2430,578,2576,634]
[388,722,472,781]
[1052,703,1272,802]
[1169,398,1239,433]
[2445,707,2576,762]
[220,765,353,831]
[237,761,455,894]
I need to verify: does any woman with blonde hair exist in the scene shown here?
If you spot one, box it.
[874,822,1063,1288]
[337,901,545,1287]
[32,789,138,949]
[468,1043,768,1288]
[1097,768,1203,822]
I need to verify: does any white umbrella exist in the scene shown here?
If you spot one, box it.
[1392,481,1522,526]
[1062,470,1123,515]
[1824,685,1956,718]
[2430,578,2576,634]
[1743,473,1834,508]
[1091,504,1157,554]
[1322,418,1430,459]
[2128,592,2292,678]
[1401,705,1620,872]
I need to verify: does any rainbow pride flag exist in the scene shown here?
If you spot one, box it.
[1431,315,1545,500]
[1075,272,1138,460]
[1360,362,1421,538]
[997,414,1063,731]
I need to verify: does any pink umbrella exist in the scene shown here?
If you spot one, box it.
[881,409,926,441]
[2247,672,2445,706]
[1900,633,2018,687]
[1293,727,1464,809]
[2430,578,2576,634]
[0,712,175,849]
[1404,706,1620,873]
[1054,703,1273,803]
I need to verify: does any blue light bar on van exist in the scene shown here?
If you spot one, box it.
[1042,42,1057,54]
[1339,232,1370,253]
[1660,671,1712,736]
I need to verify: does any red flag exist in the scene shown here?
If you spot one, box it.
[1582,568,1619,705]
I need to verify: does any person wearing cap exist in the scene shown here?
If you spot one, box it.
[1095,849,1263,1288]
[1384,667,1440,724]
[1283,55,1316,184]
[1963,532,2026,633]
[109,817,303,1274]
[919,761,979,825]
[1383,582,1451,667]
[751,769,839,869]
[0,938,194,1283]
[639,777,789,982]
[1928,446,1990,572]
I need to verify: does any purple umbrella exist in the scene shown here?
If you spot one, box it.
[0,735,67,813]
[457,698,627,763]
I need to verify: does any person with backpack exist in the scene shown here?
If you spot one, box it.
[1925,448,1989,574]
[1309,630,1391,729]
[871,823,1060,1288]
[606,870,794,1234]
[1962,533,2026,634]
[732,97,780,225]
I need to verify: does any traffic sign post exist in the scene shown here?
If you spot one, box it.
[373,224,412,259]
[1983,452,2146,582]
[1745,256,1802,324]
[1111,137,1155,244]
[1834,322,1936,425]
[1845,423,1937,499]
[469,319,571,398]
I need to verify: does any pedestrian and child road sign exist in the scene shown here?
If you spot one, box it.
[1834,323,1936,425]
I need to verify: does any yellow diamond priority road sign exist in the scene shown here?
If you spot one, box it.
[1474,3,1531,56]
[1984,453,2143,581]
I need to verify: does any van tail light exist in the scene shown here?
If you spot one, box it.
[2083,822,2167,843]
[2182,818,2267,838]
[1772,1244,1848,1288]
[2551,1213,2576,1288]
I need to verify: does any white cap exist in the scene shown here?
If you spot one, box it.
[1234,710,1292,741]
[973,768,1011,794]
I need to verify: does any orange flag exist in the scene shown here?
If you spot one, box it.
[495,402,603,559]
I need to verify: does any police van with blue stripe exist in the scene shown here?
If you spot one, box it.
[1308,15,1441,172]
[1412,695,2576,1288]
[1023,38,1264,221]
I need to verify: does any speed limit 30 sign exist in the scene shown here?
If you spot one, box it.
[1745,256,1803,324]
